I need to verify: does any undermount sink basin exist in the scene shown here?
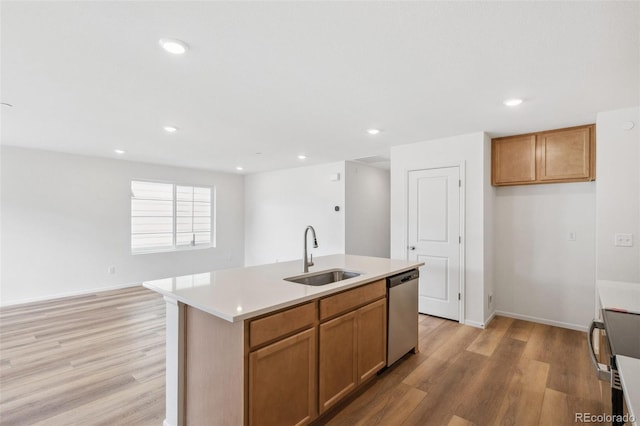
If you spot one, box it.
[284,268,361,286]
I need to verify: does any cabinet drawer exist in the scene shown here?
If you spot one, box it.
[249,301,317,349]
[319,280,386,321]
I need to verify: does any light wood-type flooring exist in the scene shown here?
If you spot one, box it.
[0,287,609,425]
[0,286,166,425]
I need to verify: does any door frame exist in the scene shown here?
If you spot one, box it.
[402,161,466,324]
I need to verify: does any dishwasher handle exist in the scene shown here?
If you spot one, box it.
[387,269,419,288]
[588,319,611,382]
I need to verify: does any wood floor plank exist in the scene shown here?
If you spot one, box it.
[429,323,482,361]
[400,351,489,425]
[447,415,476,426]
[538,388,573,426]
[493,357,549,425]
[522,323,556,362]
[31,376,165,426]
[417,319,463,356]
[371,386,426,426]
[454,337,526,425]
[323,372,406,425]
[349,382,414,426]
[505,318,534,342]
[466,315,514,356]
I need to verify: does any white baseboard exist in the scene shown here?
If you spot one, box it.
[484,311,496,327]
[464,319,486,329]
[495,310,589,332]
[463,310,496,329]
[0,281,142,307]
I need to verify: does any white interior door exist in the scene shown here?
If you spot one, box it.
[407,167,461,321]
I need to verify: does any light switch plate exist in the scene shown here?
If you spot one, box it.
[614,233,633,247]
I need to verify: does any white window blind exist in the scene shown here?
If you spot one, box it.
[176,185,212,247]
[131,181,213,253]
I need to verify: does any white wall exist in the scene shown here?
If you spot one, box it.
[344,161,390,258]
[483,133,496,322]
[390,132,490,327]
[494,183,596,330]
[596,106,640,283]
[0,146,245,305]
[244,162,346,266]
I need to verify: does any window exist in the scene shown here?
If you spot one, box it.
[131,180,214,253]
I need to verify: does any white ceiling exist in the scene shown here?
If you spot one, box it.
[1,1,638,174]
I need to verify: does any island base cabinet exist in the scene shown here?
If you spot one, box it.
[248,328,317,426]
[318,311,358,413]
[318,297,387,414]
[357,298,387,382]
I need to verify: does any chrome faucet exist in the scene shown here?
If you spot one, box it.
[303,225,318,273]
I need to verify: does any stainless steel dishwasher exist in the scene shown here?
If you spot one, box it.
[387,269,420,366]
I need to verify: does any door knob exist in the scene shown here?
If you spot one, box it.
[408,246,416,251]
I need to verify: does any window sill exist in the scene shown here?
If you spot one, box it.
[131,244,215,255]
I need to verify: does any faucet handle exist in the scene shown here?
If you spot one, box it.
[309,253,314,267]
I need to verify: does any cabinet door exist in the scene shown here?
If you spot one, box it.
[357,298,387,382]
[249,328,316,426]
[318,311,358,413]
[537,126,592,181]
[492,135,537,185]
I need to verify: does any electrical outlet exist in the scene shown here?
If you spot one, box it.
[568,232,576,241]
[615,233,633,247]
[108,266,116,274]
[488,293,493,308]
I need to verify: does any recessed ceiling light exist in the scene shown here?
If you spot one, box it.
[503,98,523,107]
[159,38,189,55]
[236,166,244,171]
[163,126,178,133]
[114,149,126,155]
[297,155,307,160]
[367,128,381,135]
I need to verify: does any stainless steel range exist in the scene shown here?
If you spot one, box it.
[589,309,640,425]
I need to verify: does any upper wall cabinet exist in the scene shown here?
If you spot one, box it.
[491,124,595,186]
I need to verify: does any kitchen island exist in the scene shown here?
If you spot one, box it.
[144,254,423,426]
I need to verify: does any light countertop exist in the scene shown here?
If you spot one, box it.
[597,280,640,315]
[143,254,423,323]
[617,355,640,426]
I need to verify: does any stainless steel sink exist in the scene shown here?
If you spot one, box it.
[284,268,361,286]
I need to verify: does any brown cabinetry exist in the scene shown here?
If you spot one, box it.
[491,124,595,186]
[247,301,318,426]
[492,135,536,185]
[318,282,387,413]
[246,280,388,424]
[357,298,387,382]
[248,328,317,426]
[318,311,358,413]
